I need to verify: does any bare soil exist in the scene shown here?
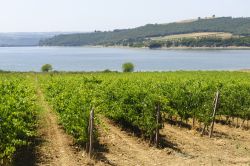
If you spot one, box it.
[93,118,250,166]
[93,118,175,166]
[160,122,250,166]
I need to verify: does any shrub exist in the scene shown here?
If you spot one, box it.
[122,62,134,72]
[41,64,53,72]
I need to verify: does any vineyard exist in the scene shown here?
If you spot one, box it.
[40,72,250,142]
[0,74,37,165]
[1,71,250,165]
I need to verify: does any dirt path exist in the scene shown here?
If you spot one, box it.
[95,118,183,166]
[161,123,250,165]
[35,86,89,166]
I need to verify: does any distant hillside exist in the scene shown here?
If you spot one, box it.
[0,32,75,47]
[40,17,250,46]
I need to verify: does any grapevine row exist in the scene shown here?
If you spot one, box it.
[39,71,250,146]
[0,74,37,163]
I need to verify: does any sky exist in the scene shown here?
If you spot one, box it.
[0,0,249,32]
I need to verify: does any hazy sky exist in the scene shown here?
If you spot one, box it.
[0,0,249,32]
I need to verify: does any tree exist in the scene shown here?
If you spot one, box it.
[41,64,53,72]
[149,42,162,49]
[122,62,134,72]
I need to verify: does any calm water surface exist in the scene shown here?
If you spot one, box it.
[0,47,250,71]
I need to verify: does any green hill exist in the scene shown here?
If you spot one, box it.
[39,17,250,46]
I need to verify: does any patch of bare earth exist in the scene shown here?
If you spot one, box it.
[93,117,250,166]
[161,122,250,166]
[94,118,180,166]
[35,88,91,166]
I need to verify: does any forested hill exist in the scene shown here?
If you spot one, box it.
[39,17,250,46]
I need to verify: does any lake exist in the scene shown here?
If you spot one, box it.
[0,47,250,72]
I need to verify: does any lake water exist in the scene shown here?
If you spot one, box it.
[0,47,250,72]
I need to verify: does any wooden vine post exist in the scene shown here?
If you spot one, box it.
[209,91,220,138]
[155,103,160,147]
[201,123,207,136]
[86,108,94,157]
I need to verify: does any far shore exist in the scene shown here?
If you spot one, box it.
[159,46,250,50]
[76,44,250,50]
[95,45,250,50]
[1,45,250,50]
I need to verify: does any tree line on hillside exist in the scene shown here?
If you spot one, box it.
[148,37,250,48]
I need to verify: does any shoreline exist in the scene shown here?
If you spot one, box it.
[159,46,250,50]
[70,45,250,50]
[1,45,250,50]
[101,45,250,50]
[1,69,249,74]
